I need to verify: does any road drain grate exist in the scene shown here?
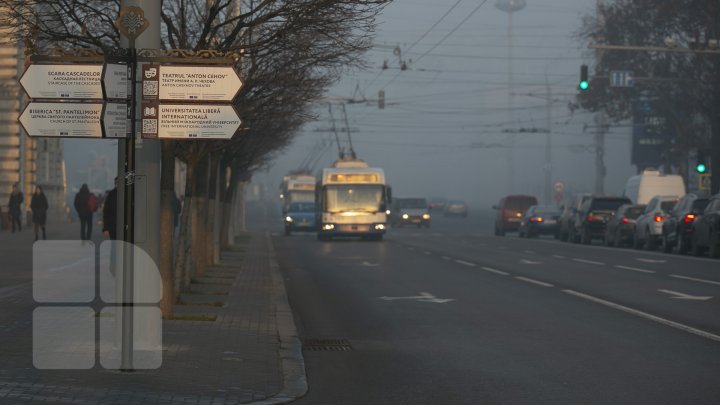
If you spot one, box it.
[302,338,353,351]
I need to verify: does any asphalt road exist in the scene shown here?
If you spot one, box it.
[256,204,720,405]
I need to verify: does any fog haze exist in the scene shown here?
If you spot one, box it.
[259,0,634,207]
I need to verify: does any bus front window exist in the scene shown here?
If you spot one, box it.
[324,185,384,213]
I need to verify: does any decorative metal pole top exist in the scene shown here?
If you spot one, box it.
[115,6,150,48]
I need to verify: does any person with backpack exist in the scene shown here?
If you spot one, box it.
[74,184,96,241]
[30,185,49,241]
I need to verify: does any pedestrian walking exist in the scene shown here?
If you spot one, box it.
[74,184,96,241]
[30,185,48,241]
[8,183,23,233]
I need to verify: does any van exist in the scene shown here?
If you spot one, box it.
[623,169,685,205]
[493,194,538,236]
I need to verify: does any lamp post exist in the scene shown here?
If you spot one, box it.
[495,0,526,194]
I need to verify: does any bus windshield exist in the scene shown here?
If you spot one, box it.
[324,185,384,213]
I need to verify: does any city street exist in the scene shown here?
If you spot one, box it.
[269,206,720,404]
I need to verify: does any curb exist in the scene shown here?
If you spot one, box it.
[251,232,307,404]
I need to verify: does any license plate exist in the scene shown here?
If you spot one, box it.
[544,219,556,224]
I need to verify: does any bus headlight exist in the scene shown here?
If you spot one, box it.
[375,224,386,230]
[285,216,293,223]
[386,210,391,215]
[422,214,431,220]
[322,224,335,231]
[402,213,409,219]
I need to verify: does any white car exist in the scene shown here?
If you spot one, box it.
[634,195,681,250]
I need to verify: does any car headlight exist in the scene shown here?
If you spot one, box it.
[386,209,391,215]
[322,224,335,230]
[422,214,431,220]
[375,224,386,230]
[285,216,293,222]
[402,213,409,219]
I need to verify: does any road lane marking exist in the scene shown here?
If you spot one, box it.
[552,255,566,259]
[572,258,605,265]
[670,274,720,287]
[658,289,712,301]
[637,258,666,264]
[481,267,510,276]
[515,276,554,288]
[360,261,380,267]
[455,260,477,267]
[614,265,655,274]
[520,259,542,265]
[379,292,454,304]
[441,256,452,261]
[562,289,720,343]
[424,251,432,255]
[408,247,415,251]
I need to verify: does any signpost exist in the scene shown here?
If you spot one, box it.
[699,173,711,191]
[141,103,241,139]
[610,70,634,87]
[141,64,242,101]
[19,102,104,137]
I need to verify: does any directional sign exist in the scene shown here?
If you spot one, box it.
[141,103,241,139]
[101,63,130,100]
[610,70,634,87]
[19,102,104,138]
[553,181,564,192]
[101,103,130,138]
[142,64,243,102]
[20,64,104,99]
[699,173,711,191]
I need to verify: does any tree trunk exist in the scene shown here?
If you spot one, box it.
[158,141,176,319]
[205,153,219,266]
[220,166,239,248]
[174,162,194,299]
[192,156,209,277]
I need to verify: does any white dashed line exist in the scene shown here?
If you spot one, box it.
[614,265,655,274]
[515,276,554,288]
[563,289,720,343]
[636,258,666,264]
[455,260,477,267]
[441,256,452,261]
[572,258,605,266]
[670,274,720,287]
[552,255,566,259]
[424,251,432,255]
[408,247,415,251]
[481,267,509,276]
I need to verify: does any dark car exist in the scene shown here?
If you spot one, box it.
[571,196,632,244]
[444,200,468,217]
[660,194,709,254]
[391,197,431,228]
[284,201,317,235]
[558,193,593,242]
[691,194,720,258]
[604,204,646,247]
[519,205,561,238]
[493,195,538,236]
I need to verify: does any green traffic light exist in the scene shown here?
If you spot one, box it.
[696,163,707,173]
[579,81,589,90]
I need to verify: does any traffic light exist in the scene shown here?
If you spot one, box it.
[696,151,708,173]
[579,64,589,90]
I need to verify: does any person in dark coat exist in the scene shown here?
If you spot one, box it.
[102,178,118,240]
[8,183,23,233]
[30,185,49,241]
[74,184,93,241]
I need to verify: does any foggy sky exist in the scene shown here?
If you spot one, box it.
[258,0,634,207]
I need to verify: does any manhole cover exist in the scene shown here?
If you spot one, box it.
[302,338,353,351]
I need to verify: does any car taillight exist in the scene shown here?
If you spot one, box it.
[530,216,543,223]
[621,217,629,224]
[654,215,663,222]
[683,214,696,223]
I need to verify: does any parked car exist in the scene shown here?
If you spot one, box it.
[691,194,720,258]
[493,195,538,236]
[623,169,685,204]
[284,201,317,235]
[660,194,709,254]
[633,195,681,250]
[558,193,593,242]
[444,200,468,217]
[391,197,431,228]
[519,205,561,238]
[570,196,631,244]
[604,204,646,247]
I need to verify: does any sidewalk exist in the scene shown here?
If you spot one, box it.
[0,225,307,404]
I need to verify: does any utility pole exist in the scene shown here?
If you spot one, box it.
[594,0,606,195]
[544,75,552,203]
